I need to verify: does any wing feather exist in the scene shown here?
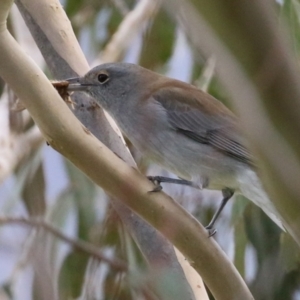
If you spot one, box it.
[152,85,254,166]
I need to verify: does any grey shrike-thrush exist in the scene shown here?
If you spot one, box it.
[66,62,284,233]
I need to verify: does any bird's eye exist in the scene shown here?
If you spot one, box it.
[97,73,109,84]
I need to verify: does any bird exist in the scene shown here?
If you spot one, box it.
[65,62,284,233]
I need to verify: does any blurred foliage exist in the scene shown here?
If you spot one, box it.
[0,76,4,97]
[232,196,248,278]
[281,0,300,56]
[139,9,175,69]
[1,0,300,299]
[59,251,90,298]
[21,158,46,217]
[64,161,97,240]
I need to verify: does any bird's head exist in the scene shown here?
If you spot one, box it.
[66,62,153,111]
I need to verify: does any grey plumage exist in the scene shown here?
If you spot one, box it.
[66,62,284,229]
[152,88,254,165]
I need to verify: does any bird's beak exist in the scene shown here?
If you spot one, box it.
[66,77,88,92]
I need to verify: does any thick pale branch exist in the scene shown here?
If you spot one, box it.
[19,0,88,75]
[0,1,252,299]
[16,1,198,299]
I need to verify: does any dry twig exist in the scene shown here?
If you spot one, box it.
[0,216,128,271]
[97,0,161,64]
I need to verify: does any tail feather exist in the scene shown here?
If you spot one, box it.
[238,169,285,230]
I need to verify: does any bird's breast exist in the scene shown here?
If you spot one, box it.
[111,101,241,191]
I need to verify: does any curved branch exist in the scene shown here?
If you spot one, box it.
[16,1,196,299]
[0,1,253,299]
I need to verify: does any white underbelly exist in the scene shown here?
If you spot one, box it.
[131,127,241,191]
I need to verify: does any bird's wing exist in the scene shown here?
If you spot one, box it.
[152,85,254,166]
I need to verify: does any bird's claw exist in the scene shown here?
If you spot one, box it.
[147,176,163,192]
[205,225,217,238]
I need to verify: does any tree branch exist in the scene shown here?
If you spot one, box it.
[0,216,128,271]
[0,1,253,299]
[15,1,196,299]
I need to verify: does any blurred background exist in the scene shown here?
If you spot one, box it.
[1,0,300,299]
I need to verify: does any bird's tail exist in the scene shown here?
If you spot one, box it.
[237,168,285,230]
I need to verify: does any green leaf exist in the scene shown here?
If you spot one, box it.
[280,0,300,56]
[280,233,300,272]
[64,160,97,240]
[58,251,90,299]
[233,219,247,278]
[244,203,281,264]
[140,9,175,69]
[22,159,46,216]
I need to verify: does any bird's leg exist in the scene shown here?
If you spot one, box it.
[205,188,234,237]
[147,176,200,192]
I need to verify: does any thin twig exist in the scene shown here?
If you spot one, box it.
[0,217,128,272]
[96,0,161,64]
[195,56,216,92]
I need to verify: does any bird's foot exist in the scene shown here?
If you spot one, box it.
[147,176,163,192]
[147,176,199,189]
[205,224,217,238]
